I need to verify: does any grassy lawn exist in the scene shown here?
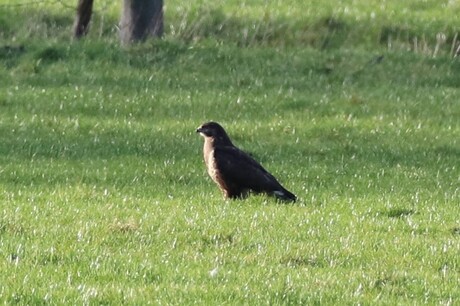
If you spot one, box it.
[1,0,459,304]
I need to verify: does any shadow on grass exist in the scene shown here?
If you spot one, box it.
[1,4,458,52]
[380,208,416,219]
[0,121,458,194]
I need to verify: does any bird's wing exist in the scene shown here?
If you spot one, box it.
[213,145,283,192]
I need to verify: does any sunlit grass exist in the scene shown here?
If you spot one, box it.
[1,0,460,304]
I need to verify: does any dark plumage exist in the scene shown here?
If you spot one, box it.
[196,121,296,202]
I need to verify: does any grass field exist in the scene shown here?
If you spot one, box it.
[1,0,460,304]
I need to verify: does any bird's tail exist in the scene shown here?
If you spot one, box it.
[273,188,296,202]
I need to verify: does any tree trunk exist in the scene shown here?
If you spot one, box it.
[120,0,164,45]
[73,0,94,38]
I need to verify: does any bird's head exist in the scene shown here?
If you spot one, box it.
[196,121,233,145]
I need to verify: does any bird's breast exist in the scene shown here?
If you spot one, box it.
[206,149,219,182]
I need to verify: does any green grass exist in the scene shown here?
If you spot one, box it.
[1,0,460,304]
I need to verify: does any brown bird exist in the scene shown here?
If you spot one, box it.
[196,121,296,202]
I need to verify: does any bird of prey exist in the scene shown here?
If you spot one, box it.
[196,121,296,202]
